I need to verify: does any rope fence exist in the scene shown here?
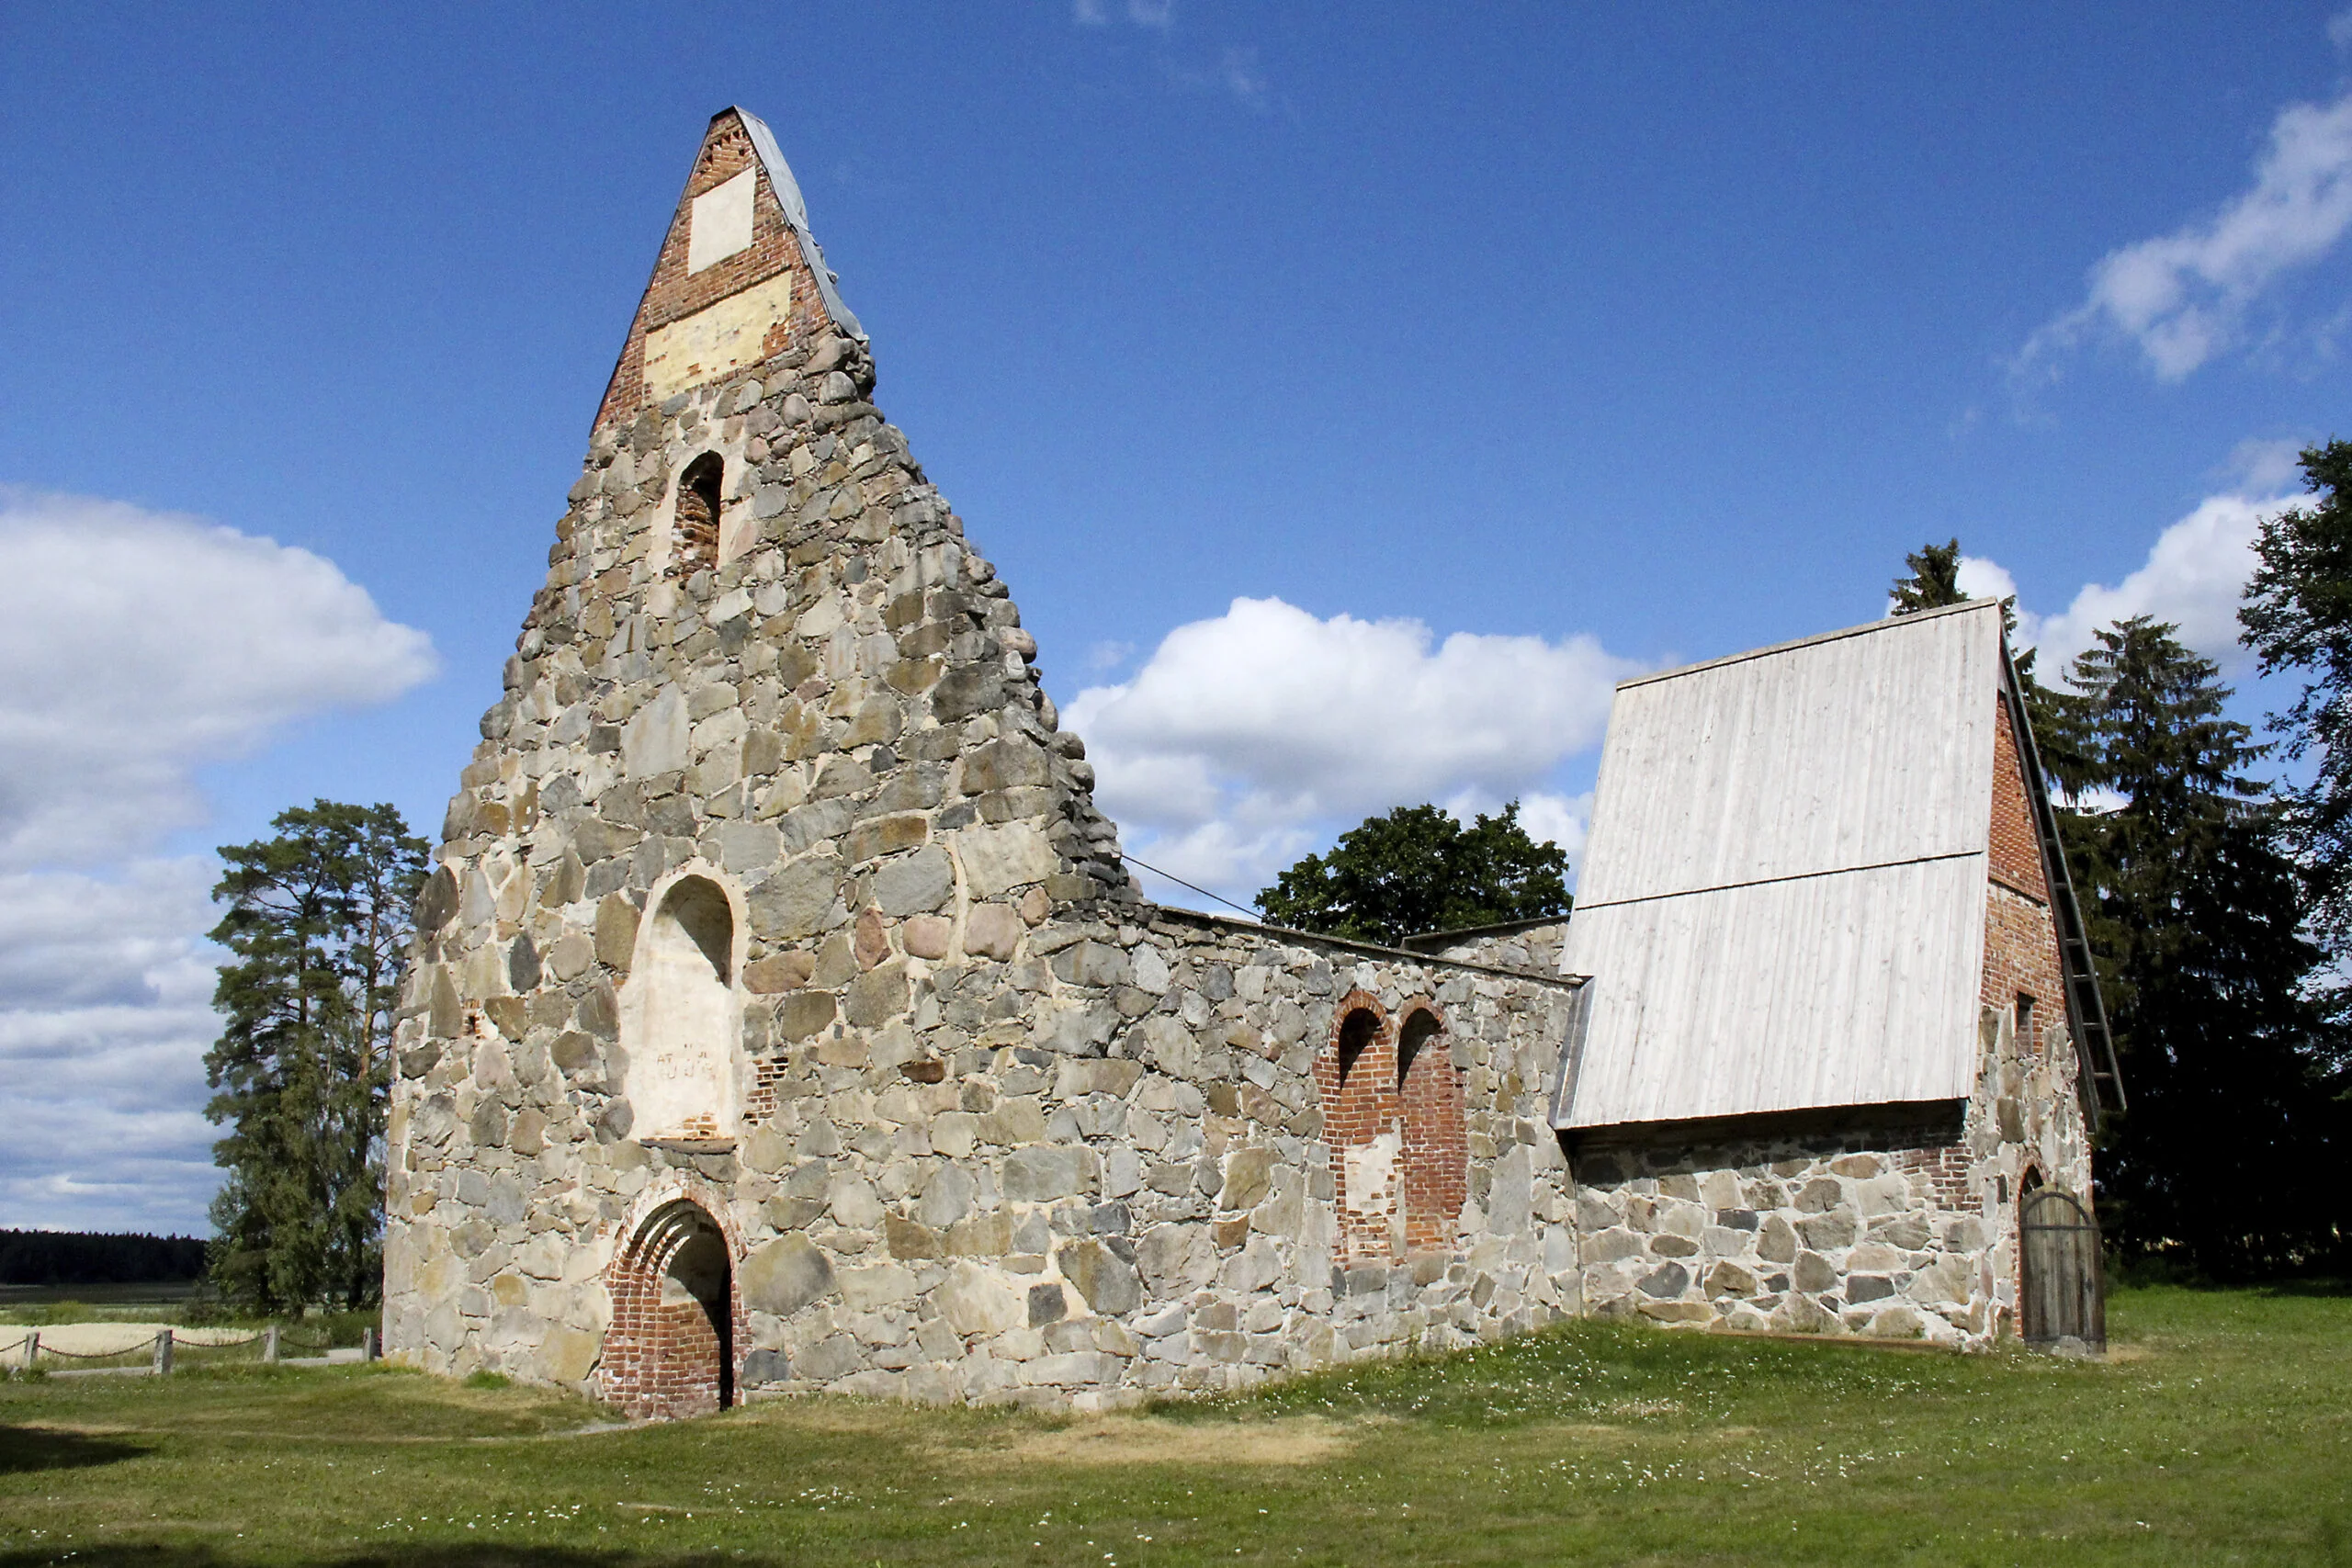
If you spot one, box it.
[3,1322,379,1374]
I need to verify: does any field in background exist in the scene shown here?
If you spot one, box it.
[1,1283,2345,1566]
[0,1292,378,1352]
[0,1282,202,1314]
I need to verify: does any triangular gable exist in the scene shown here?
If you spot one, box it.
[594,107,863,431]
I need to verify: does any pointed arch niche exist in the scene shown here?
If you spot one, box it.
[1315,994,1398,1260]
[1312,994,1467,1261]
[617,870,746,1143]
[1395,1002,1465,1254]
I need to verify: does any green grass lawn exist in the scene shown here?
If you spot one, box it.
[1,1283,2345,1566]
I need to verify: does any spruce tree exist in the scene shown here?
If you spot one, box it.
[1887,537,2064,746]
[1258,801,1571,947]
[2241,437,2352,944]
[2052,619,2345,1275]
[1889,538,1965,613]
[205,801,428,1312]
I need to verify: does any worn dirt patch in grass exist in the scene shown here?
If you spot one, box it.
[987,1413,1356,1467]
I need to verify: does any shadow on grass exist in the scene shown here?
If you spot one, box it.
[0,1552,809,1567]
[0,1422,153,1473]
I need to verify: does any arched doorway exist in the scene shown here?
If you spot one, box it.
[604,1200,739,1418]
[2019,1185,2104,1352]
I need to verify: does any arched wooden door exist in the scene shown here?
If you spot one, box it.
[2020,1187,2105,1351]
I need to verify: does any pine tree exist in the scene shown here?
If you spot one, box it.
[205,801,428,1312]
[2241,437,2352,945]
[1257,802,1571,947]
[2052,620,2346,1275]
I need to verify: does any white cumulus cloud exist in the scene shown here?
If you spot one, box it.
[1063,596,1638,905]
[0,489,435,1232]
[2018,491,2284,676]
[1967,453,2305,682]
[0,859,227,1232]
[0,488,438,869]
[2019,89,2352,382]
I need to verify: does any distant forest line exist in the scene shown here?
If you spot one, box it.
[0,1228,208,1285]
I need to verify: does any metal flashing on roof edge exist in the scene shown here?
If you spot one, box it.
[735,107,866,344]
[1545,982,1595,1131]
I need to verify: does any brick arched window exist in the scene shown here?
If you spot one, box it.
[1396,1005,1464,1254]
[1315,994,1399,1260]
[1338,1008,1378,1088]
[674,453,723,575]
[602,1198,741,1419]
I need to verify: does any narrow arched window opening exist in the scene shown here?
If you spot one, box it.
[1396,1010,1440,1085]
[675,453,723,575]
[1337,1008,1379,1089]
[658,875,733,986]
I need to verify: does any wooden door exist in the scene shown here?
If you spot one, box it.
[2020,1187,2104,1350]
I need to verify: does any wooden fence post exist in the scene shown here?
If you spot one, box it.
[362,1326,380,1362]
[153,1329,173,1376]
[20,1331,36,1371]
[263,1324,279,1363]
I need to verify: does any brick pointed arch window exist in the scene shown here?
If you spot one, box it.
[1396,1005,1465,1254]
[1315,993,1399,1260]
[674,453,723,575]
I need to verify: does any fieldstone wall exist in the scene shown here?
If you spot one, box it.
[1417,919,1569,978]
[727,914,1582,1407]
[381,109,1584,1410]
[385,108,2100,1415]
[387,873,1584,1407]
[1566,1002,2090,1348]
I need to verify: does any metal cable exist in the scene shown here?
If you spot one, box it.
[1118,852,1261,919]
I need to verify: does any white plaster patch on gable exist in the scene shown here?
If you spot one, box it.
[644,273,795,400]
[616,868,748,1142]
[686,168,757,274]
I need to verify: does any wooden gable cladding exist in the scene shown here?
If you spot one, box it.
[1562,602,2010,1128]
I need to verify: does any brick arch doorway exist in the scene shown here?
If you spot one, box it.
[605,1200,741,1419]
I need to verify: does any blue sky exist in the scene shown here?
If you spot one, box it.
[3,3,2346,1231]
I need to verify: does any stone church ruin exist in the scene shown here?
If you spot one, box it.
[384,108,2118,1416]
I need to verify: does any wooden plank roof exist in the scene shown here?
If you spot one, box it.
[1557,600,2007,1129]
